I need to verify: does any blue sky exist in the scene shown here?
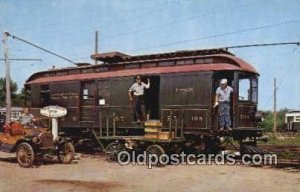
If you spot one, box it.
[0,0,299,110]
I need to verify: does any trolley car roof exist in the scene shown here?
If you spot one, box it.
[26,49,258,85]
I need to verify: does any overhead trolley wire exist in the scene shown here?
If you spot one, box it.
[5,32,76,65]
[109,0,260,39]
[0,58,42,61]
[128,19,300,52]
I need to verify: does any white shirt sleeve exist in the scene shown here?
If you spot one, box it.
[129,83,135,92]
[216,87,220,95]
[143,82,150,89]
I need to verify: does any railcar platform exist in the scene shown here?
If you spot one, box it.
[96,135,184,143]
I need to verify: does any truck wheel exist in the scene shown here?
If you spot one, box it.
[16,142,35,168]
[58,142,75,164]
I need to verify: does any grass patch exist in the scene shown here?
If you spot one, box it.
[279,151,298,159]
[259,133,300,146]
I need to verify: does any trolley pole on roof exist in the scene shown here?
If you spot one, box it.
[3,32,11,124]
[95,30,99,65]
[273,78,277,134]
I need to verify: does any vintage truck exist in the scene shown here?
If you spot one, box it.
[0,120,75,168]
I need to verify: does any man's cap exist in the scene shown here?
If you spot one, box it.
[136,75,141,79]
[220,79,227,84]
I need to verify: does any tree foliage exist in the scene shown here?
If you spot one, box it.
[260,108,290,132]
[0,77,26,107]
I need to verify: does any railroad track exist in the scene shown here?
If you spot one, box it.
[260,145,300,169]
[79,145,300,169]
[226,144,300,169]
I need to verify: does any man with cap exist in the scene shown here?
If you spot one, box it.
[214,79,233,131]
[128,75,150,123]
[18,107,37,128]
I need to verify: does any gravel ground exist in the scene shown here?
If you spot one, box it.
[0,152,299,192]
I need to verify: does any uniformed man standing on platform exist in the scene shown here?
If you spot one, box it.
[214,79,233,131]
[128,75,150,123]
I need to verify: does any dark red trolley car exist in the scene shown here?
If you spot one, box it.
[25,48,263,158]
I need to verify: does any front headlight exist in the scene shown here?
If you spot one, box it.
[32,136,41,144]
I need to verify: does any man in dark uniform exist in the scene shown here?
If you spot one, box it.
[128,76,150,123]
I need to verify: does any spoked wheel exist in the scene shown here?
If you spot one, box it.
[219,136,235,150]
[58,142,75,164]
[105,142,127,162]
[16,142,35,168]
[146,144,166,167]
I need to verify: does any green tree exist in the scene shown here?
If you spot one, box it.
[13,87,28,106]
[0,77,18,106]
[277,108,290,131]
[260,111,272,132]
[0,77,26,107]
[260,108,290,132]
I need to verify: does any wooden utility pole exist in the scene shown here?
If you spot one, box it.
[95,30,99,65]
[3,32,11,124]
[2,32,42,124]
[273,78,277,134]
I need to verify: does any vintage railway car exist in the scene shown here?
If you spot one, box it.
[25,48,262,153]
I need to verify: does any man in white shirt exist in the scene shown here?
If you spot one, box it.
[128,75,150,123]
[214,79,233,131]
[18,107,36,128]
